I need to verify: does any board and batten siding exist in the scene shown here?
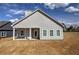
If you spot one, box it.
[13,11,63,40]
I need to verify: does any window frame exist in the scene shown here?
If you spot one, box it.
[57,30,60,36]
[50,30,53,36]
[43,30,47,36]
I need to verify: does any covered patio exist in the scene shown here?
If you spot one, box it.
[13,28,40,40]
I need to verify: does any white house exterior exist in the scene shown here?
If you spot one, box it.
[12,9,64,40]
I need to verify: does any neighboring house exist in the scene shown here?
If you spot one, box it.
[12,9,64,40]
[61,23,67,32]
[0,21,13,38]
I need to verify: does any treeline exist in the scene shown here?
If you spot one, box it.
[66,25,79,32]
[62,23,79,32]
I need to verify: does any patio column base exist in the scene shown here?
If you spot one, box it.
[25,37,27,39]
[27,37,31,40]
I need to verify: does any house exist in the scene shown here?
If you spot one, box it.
[61,23,67,32]
[12,9,64,40]
[0,21,13,38]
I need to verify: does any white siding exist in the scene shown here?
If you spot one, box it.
[13,11,62,29]
[40,28,63,40]
[13,11,63,40]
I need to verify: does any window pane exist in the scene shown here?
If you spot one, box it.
[43,30,46,36]
[50,30,53,36]
[57,30,60,36]
[1,32,4,36]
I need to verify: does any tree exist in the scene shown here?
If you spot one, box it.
[67,25,73,32]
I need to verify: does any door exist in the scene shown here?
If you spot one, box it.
[33,29,39,39]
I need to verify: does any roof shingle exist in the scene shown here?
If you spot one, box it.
[0,21,12,31]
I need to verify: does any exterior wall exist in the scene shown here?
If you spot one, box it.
[13,11,62,29]
[13,11,63,40]
[40,28,63,40]
[7,31,13,37]
[15,28,63,40]
[0,31,13,37]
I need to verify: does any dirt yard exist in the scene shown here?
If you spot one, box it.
[0,32,79,55]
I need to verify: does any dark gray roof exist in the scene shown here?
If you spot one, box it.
[0,21,8,27]
[0,21,12,31]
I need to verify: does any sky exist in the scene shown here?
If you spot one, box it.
[0,3,79,25]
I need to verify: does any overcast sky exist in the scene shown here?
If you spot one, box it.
[0,3,79,25]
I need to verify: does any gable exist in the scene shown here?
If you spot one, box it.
[13,10,63,29]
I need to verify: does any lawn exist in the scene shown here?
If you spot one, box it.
[0,32,79,55]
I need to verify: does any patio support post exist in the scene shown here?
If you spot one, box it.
[25,28,26,39]
[29,28,31,40]
[13,28,15,40]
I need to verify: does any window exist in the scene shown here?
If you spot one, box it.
[20,31,24,36]
[50,30,53,36]
[43,30,47,36]
[57,30,60,36]
[1,31,7,37]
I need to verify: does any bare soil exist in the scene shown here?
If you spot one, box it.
[0,32,79,55]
